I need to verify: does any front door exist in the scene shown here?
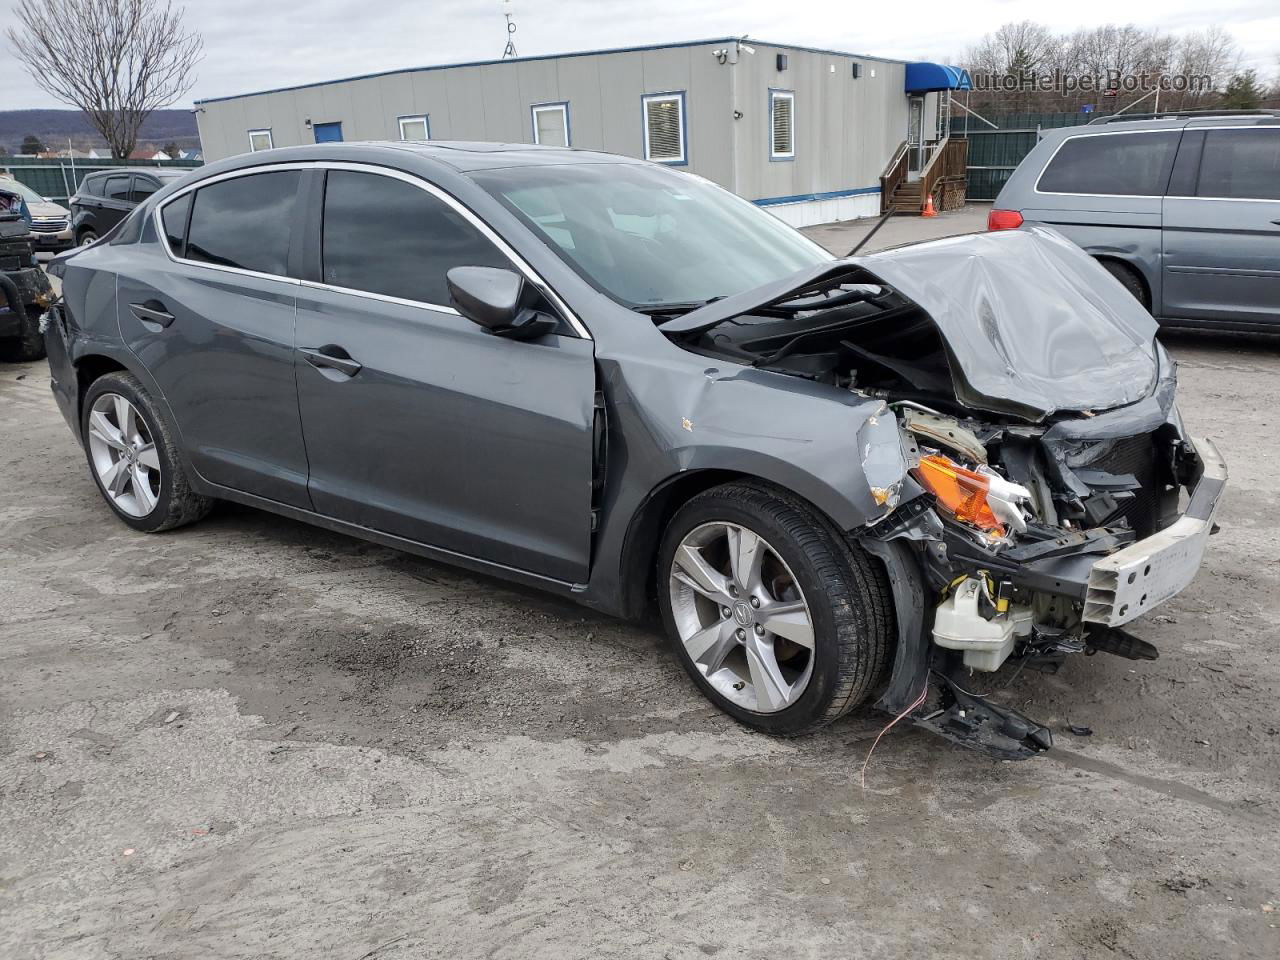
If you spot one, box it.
[1162,126,1280,325]
[907,97,925,177]
[293,167,596,583]
[118,169,312,507]
[96,174,136,233]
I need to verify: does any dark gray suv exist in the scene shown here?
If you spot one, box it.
[43,142,1226,758]
[990,112,1280,331]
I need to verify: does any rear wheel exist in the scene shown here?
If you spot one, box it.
[657,482,894,736]
[1099,259,1149,310]
[81,372,212,532]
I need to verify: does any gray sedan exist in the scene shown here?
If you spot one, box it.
[43,142,1225,758]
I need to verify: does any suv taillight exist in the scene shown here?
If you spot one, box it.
[987,209,1024,231]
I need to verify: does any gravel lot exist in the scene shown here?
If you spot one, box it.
[3,208,1278,959]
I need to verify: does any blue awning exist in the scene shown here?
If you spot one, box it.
[905,62,972,93]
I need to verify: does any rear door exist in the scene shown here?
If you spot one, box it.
[1162,125,1280,325]
[117,168,312,507]
[97,175,136,233]
[292,166,596,583]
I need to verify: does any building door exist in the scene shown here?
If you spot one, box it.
[313,122,343,143]
[907,97,925,178]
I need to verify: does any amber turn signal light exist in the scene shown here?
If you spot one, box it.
[913,454,1004,535]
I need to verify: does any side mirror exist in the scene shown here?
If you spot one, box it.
[446,266,557,341]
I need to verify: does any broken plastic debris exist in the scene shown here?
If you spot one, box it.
[122,848,135,856]
[164,711,181,724]
[1068,724,1093,737]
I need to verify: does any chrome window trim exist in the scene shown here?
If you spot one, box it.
[1032,124,1277,201]
[153,160,591,339]
[1032,128,1182,200]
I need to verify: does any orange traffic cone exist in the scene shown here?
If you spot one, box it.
[921,192,938,218]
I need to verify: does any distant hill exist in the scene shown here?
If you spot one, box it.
[0,109,200,155]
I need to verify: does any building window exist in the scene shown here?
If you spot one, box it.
[642,92,686,164]
[531,102,570,147]
[398,115,429,141]
[248,129,273,152]
[770,90,794,159]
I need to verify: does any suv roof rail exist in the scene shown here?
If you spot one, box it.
[1087,108,1280,125]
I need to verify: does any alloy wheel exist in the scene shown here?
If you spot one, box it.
[87,393,161,517]
[668,521,815,713]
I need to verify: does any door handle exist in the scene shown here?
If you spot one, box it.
[129,299,174,327]
[301,346,362,377]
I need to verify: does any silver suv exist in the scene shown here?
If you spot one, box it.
[989,111,1280,331]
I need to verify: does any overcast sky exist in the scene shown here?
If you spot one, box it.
[1,0,1277,109]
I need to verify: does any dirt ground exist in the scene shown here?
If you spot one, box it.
[3,210,1278,959]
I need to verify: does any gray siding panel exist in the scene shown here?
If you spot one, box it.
[193,40,907,212]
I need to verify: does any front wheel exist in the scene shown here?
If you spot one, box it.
[657,482,894,736]
[78,230,98,247]
[81,372,212,532]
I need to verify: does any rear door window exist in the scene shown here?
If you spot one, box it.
[103,176,132,202]
[1195,128,1280,201]
[320,170,510,305]
[184,171,300,276]
[1037,132,1180,196]
[130,177,160,204]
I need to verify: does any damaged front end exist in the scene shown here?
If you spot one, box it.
[660,227,1227,760]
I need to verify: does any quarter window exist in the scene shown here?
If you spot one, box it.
[1195,128,1280,201]
[320,170,510,305]
[770,90,795,159]
[184,171,300,276]
[532,103,570,147]
[1037,132,1180,197]
[642,93,686,164]
[248,129,273,152]
[398,115,429,141]
[161,192,193,257]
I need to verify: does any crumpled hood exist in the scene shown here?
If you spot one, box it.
[659,225,1161,421]
[857,226,1160,419]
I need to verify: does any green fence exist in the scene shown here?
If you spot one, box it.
[952,112,1095,201]
[0,157,203,204]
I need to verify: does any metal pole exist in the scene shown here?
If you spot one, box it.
[67,138,77,200]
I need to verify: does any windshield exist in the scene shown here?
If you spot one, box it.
[470,162,832,310]
[0,178,46,203]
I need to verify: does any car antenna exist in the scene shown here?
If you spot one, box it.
[846,208,894,257]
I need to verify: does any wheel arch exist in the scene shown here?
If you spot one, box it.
[615,467,887,622]
[1092,254,1153,311]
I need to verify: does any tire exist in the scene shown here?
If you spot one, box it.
[657,481,894,736]
[1099,260,1148,310]
[80,371,212,532]
[78,230,98,247]
[0,311,45,362]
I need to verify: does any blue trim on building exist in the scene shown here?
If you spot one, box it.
[194,38,908,105]
[768,88,795,162]
[753,185,880,207]
[530,101,571,147]
[641,91,688,166]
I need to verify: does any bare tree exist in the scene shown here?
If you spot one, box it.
[6,0,202,160]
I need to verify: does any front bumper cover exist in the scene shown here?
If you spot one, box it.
[1083,436,1226,627]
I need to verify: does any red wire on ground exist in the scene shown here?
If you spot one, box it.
[860,684,930,790]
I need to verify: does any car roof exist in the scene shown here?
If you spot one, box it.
[223,140,642,173]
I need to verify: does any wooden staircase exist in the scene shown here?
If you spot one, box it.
[880,138,968,215]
